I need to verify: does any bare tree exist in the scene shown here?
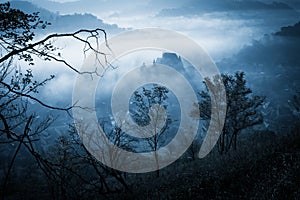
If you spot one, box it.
[39,123,131,199]
[0,2,111,198]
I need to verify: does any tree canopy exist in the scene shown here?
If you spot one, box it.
[199,72,265,153]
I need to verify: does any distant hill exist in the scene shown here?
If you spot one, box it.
[217,21,300,129]
[275,21,300,37]
[0,0,124,34]
[158,0,296,17]
[1,0,54,18]
[24,0,149,16]
[219,21,300,71]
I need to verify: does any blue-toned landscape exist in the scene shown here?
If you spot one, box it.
[0,0,299,199]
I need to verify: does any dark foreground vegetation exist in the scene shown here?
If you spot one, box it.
[125,128,300,199]
[1,126,299,200]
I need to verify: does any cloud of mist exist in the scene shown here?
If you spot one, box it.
[12,0,300,111]
[102,14,263,60]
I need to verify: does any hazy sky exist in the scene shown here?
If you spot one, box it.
[49,0,78,2]
[27,0,299,60]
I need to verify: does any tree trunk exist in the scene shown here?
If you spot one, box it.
[155,151,160,177]
[219,133,225,154]
[226,132,236,152]
[154,135,160,177]
[234,133,237,151]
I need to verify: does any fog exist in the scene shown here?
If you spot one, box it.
[2,0,296,121]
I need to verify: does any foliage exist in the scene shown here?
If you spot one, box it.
[130,84,169,126]
[288,90,300,120]
[130,84,172,149]
[130,84,171,177]
[0,2,51,65]
[199,72,265,153]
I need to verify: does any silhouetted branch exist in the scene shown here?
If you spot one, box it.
[0,81,72,111]
[1,115,33,200]
[0,29,109,75]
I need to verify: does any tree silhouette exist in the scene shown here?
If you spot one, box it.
[289,91,300,120]
[41,124,131,199]
[130,84,171,177]
[199,72,265,153]
[0,2,108,73]
[0,2,111,198]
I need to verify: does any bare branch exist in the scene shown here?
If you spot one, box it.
[0,28,110,74]
[1,115,33,199]
[0,81,72,111]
